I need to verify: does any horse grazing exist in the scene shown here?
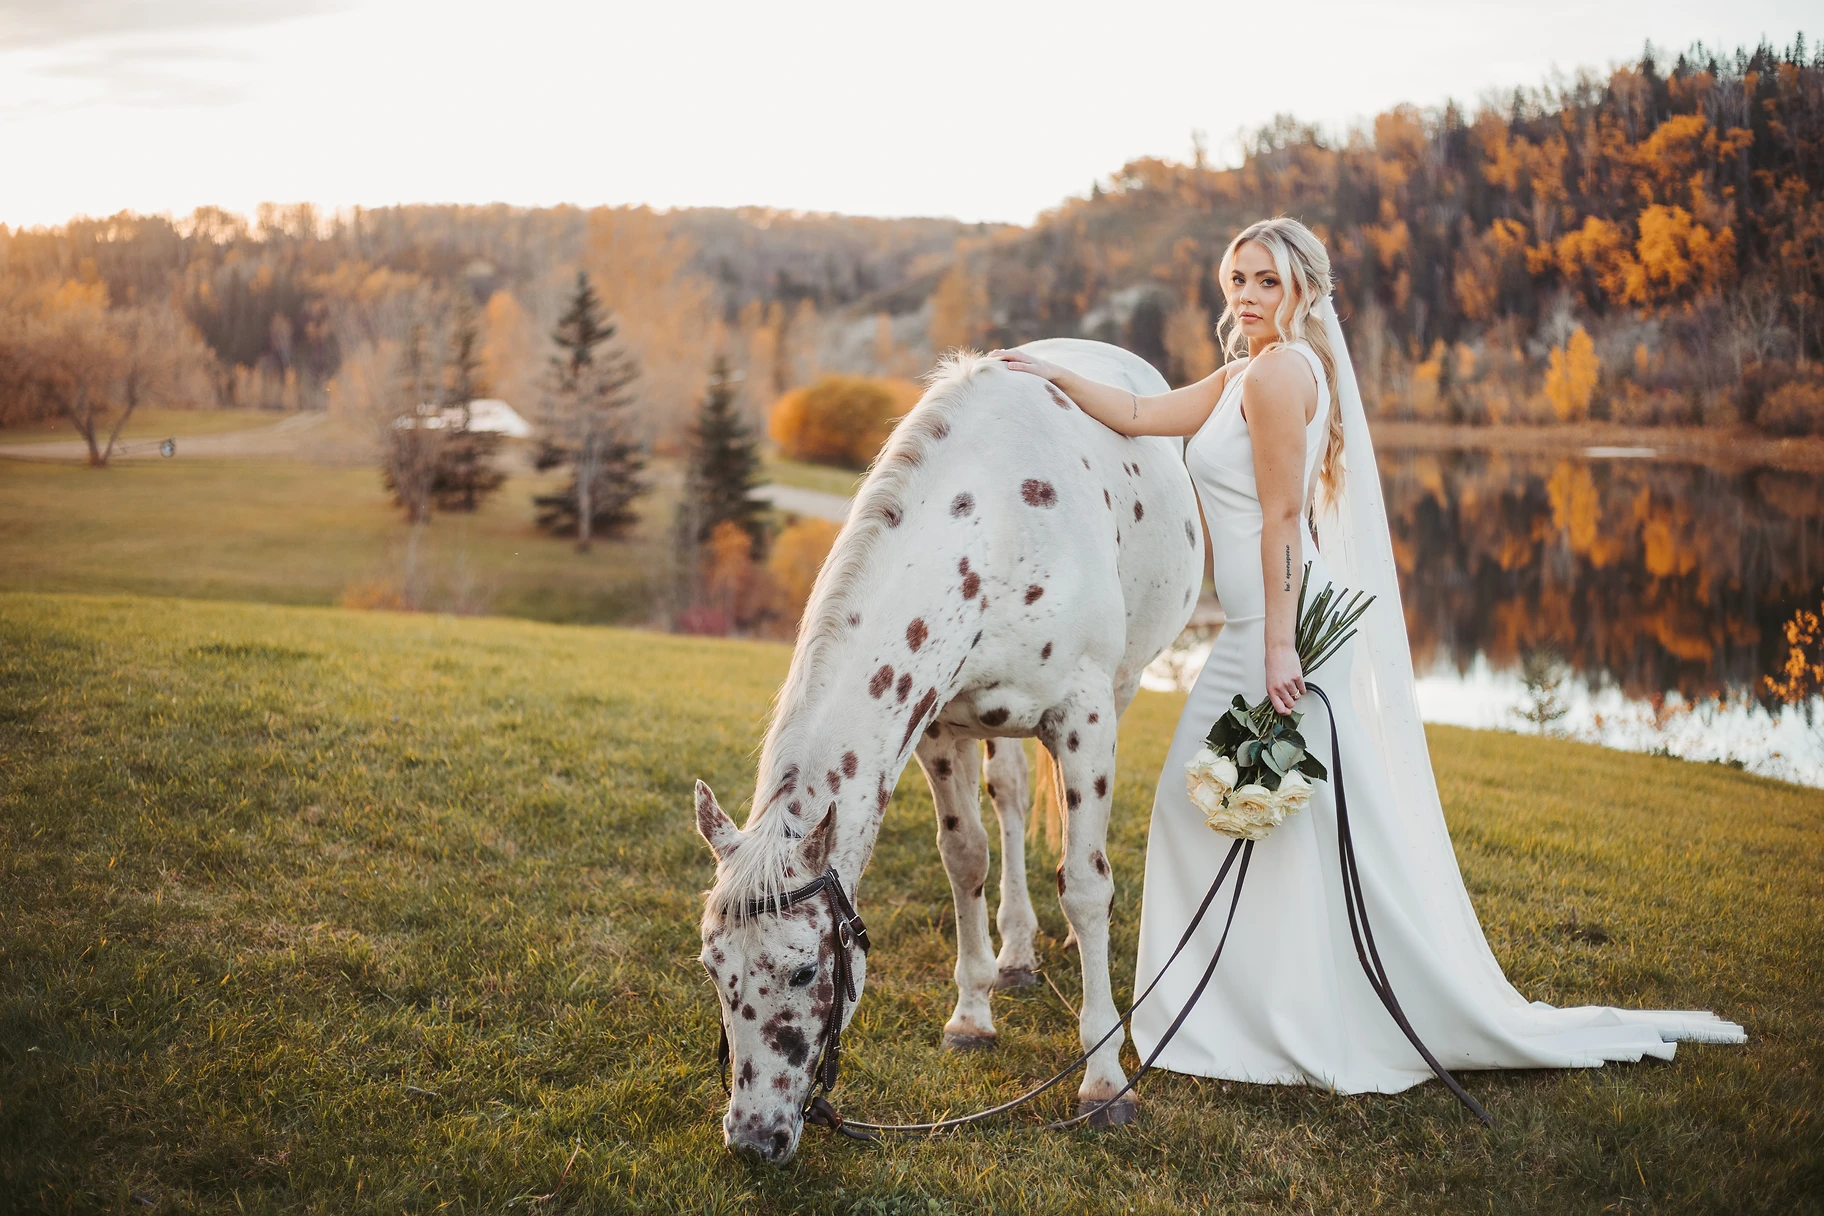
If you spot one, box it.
[693,340,1203,1161]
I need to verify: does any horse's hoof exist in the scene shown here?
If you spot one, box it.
[995,967,1038,990]
[1077,1095,1138,1127]
[941,1030,998,1052]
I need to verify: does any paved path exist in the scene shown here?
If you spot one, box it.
[0,414,327,463]
[753,482,852,522]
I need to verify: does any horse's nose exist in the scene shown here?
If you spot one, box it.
[724,1111,802,1163]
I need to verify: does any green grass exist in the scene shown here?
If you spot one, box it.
[0,409,283,446]
[0,458,677,625]
[1,593,1819,1214]
[762,455,865,498]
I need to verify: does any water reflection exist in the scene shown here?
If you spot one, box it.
[1144,448,1824,787]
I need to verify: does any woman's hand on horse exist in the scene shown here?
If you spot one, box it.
[989,349,1065,382]
[1265,642,1306,715]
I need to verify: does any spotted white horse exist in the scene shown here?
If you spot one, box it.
[694,340,1203,1162]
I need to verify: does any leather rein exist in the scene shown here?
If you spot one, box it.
[713,680,1489,1140]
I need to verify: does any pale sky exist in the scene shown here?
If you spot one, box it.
[0,0,1813,230]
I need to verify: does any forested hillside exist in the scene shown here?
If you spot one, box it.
[937,37,1823,431]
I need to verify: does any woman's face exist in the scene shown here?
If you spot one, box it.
[1226,240,1289,344]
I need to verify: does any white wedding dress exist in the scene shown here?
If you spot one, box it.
[1131,301,1744,1094]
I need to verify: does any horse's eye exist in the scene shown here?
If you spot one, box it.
[789,964,817,988]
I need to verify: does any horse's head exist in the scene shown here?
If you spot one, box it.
[693,780,866,1163]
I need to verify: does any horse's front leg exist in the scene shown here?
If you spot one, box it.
[914,725,998,1050]
[983,738,1039,988]
[1039,690,1134,1123]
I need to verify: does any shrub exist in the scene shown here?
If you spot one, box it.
[1757,378,1824,438]
[768,375,920,468]
[768,517,842,631]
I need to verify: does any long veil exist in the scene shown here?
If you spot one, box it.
[1306,294,1521,996]
[1307,294,1747,1036]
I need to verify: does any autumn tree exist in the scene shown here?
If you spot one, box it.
[0,280,206,466]
[533,271,646,549]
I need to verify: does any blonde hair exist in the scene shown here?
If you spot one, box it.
[1215,217,1344,502]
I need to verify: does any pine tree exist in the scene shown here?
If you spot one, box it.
[681,355,767,555]
[431,293,506,513]
[533,270,646,549]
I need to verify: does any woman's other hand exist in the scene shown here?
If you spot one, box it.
[1265,641,1306,715]
[988,348,1065,382]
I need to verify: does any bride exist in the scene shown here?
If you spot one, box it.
[990,217,1743,1101]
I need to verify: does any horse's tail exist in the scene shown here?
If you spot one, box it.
[1028,742,1064,852]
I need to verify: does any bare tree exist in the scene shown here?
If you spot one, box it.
[10,296,199,467]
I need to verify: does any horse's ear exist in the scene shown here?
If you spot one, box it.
[695,780,741,861]
[798,802,838,873]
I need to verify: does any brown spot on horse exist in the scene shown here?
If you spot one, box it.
[979,707,1009,727]
[826,768,842,793]
[1024,584,1045,604]
[1103,489,1111,508]
[1021,479,1058,507]
[943,815,957,831]
[1133,500,1145,522]
[841,751,858,778]
[962,571,980,599]
[951,493,975,517]
[1067,731,1079,752]
[906,618,928,651]
[900,688,939,753]
[934,758,952,778]
[1092,850,1109,876]
[1095,775,1108,797]
[869,665,894,698]
[1040,641,1053,660]
[1067,788,1081,809]
[896,672,912,702]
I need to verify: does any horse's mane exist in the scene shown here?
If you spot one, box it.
[705,350,996,922]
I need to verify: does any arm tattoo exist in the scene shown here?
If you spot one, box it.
[1284,545,1292,591]
[1130,391,1138,421]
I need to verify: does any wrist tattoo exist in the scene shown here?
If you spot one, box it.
[1130,391,1138,420]
[1284,545,1292,591]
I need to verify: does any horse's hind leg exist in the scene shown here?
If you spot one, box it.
[983,738,1040,988]
[914,725,998,1050]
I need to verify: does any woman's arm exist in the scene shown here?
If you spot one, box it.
[988,348,1239,438]
[1242,349,1320,714]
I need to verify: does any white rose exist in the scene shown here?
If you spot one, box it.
[1273,769,1313,818]
[1184,748,1238,818]
[1206,781,1286,840]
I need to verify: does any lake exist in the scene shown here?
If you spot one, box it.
[1145,446,1824,787]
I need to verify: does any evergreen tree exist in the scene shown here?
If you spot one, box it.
[681,355,768,555]
[431,293,506,513]
[533,270,646,549]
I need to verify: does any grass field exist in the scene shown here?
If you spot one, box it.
[2,593,1818,1214]
[0,457,680,625]
[762,456,866,499]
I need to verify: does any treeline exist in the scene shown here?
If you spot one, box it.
[0,203,981,443]
[931,37,1824,434]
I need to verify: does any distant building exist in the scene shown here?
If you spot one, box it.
[392,399,533,438]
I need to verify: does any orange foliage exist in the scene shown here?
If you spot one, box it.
[768,375,919,469]
[1544,327,1599,421]
[767,517,842,631]
[1623,205,1736,304]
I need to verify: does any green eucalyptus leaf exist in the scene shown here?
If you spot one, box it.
[1297,754,1328,780]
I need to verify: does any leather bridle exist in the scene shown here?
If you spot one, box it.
[715,866,872,1125]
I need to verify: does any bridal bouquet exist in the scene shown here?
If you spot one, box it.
[1187,565,1374,839]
